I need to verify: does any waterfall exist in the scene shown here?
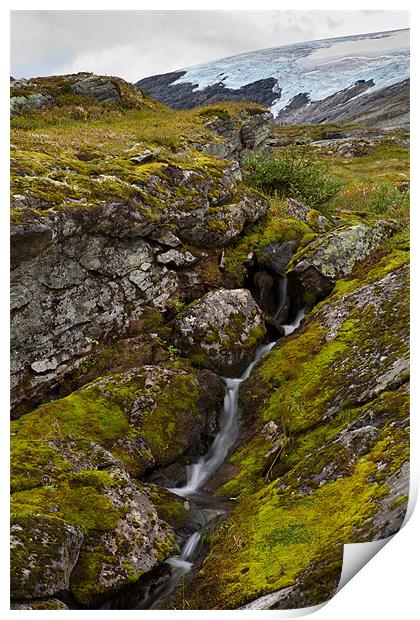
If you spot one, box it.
[140,307,306,608]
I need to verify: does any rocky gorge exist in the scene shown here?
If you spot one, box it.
[10,73,409,610]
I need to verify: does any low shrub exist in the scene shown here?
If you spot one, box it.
[243,145,341,211]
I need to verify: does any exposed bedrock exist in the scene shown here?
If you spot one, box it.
[10,358,225,604]
[277,79,410,129]
[11,154,268,416]
[287,219,396,308]
[136,71,279,110]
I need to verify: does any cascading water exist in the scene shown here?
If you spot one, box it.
[139,304,306,609]
[169,340,276,498]
[283,307,306,336]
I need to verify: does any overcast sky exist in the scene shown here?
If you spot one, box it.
[11,10,409,82]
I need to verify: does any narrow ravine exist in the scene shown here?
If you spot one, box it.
[137,307,306,609]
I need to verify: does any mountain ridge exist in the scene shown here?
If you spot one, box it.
[136,28,409,128]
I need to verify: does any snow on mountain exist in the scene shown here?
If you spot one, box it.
[137,29,409,126]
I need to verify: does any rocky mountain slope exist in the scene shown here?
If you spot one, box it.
[10,73,409,610]
[137,29,409,128]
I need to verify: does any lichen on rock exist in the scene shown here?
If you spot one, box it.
[172,288,267,376]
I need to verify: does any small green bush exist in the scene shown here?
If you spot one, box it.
[365,183,409,215]
[243,146,341,211]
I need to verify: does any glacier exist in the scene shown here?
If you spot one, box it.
[169,29,409,117]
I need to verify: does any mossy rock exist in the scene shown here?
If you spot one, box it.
[172,288,267,376]
[11,513,84,599]
[12,361,222,477]
[10,435,176,604]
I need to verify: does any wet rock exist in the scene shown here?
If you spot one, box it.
[253,270,276,316]
[259,239,301,277]
[288,220,395,303]
[145,485,205,544]
[11,599,69,610]
[172,288,266,376]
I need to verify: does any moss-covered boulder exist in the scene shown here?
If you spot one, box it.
[288,219,395,304]
[10,437,176,604]
[172,288,267,376]
[12,362,224,478]
[167,247,409,609]
[11,514,83,599]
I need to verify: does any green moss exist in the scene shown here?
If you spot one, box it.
[70,549,126,605]
[223,196,313,286]
[246,325,267,349]
[11,480,121,534]
[139,372,201,464]
[25,600,67,610]
[12,386,131,448]
[389,495,409,509]
[10,438,71,493]
[183,455,386,609]
[149,486,190,530]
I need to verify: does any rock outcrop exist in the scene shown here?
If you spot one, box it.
[10,356,226,603]
[277,79,410,129]
[136,70,279,109]
[11,447,176,605]
[11,151,267,415]
[201,109,274,162]
[10,73,145,115]
[288,220,395,304]
[172,289,266,376]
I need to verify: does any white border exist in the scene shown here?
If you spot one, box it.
[2,3,418,619]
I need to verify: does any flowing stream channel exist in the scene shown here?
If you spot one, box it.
[136,308,306,609]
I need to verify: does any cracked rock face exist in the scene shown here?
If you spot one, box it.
[172,288,266,376]
[10,446,176,604]
[71,75,121,104]
[11,155,268,415]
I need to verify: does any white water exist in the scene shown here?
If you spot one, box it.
[144,307,306,608]
[283,308,306,336]
[169,340,277,497]
[274,276,288,322]
[166,531,201,572]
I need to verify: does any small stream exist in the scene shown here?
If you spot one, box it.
[137,308,306,609]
